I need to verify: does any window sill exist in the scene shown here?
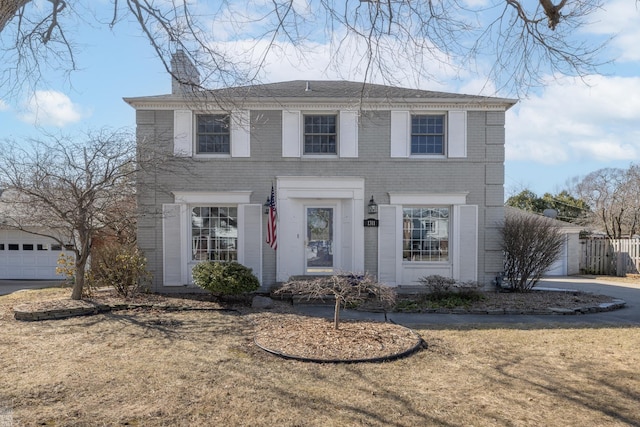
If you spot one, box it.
[301,154,339,159]
[193,153,232,159]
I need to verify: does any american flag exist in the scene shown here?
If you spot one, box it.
[266,184,277,250]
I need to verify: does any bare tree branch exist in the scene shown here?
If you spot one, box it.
[0,0,618,99]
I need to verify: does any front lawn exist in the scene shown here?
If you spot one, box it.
[1,288,638,426]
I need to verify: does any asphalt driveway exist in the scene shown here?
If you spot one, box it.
[0,280,65,296]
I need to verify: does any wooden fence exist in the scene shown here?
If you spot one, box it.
[580,238,640,276]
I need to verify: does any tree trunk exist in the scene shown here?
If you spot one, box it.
[0,0,31,33]
[71,256,86,300]
[333,297,341,330]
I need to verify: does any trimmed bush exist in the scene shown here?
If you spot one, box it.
[192,261,260,296]
[91,245,151,297]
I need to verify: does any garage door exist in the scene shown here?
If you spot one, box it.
[546,237,568,276]
[0,230,73,280]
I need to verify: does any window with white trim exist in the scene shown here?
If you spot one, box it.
[411,114,445,155]
[402,207,449,261]
[304,114,337,154]
[191,206,238,261]
[196,114,230,154]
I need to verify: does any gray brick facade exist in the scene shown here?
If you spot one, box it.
[126,80,516,291]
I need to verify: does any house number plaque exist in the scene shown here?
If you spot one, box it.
[363,218,379,227]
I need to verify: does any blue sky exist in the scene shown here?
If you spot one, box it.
[1,0,639,199]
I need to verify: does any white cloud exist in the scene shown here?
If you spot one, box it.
[0,99,8,112]
[506,75,640,164]
[586,0,640,62]
[19,90,86,127]
[210,33,460,92]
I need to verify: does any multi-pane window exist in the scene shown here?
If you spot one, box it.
[191,206,238,262]
[402,207,449,262]
[197,114,230,154]
[304,114,337,154]
[411,115,445,155]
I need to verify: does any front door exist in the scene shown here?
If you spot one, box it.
[305,207,334,273]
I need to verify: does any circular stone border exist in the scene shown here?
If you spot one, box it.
[254,323,425,364]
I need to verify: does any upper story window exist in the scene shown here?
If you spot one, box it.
[197,114,230,154]
[411,115,445,155]
[304,114,337,154]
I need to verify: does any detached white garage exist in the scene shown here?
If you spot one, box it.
[505,207,583,277]
[0,229,73,280]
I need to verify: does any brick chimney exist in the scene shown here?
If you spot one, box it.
[171,50,200,95]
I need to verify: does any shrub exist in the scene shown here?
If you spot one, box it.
[410,275,484,310]
[500,211,564,292]
[91,245,151,297]
[192,261,260,296]
[417,275,457,297]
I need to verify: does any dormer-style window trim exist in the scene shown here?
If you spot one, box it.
[173,109,251,158]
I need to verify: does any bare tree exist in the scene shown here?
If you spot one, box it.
[275,273,396,330]
[500,210,565,291]
[0,1,615,98]
[574,166,640,239]
[0,129,137,300]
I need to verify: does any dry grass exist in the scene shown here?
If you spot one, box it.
[1,288,639,426]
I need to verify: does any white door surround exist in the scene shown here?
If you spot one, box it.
[276,177,365,282]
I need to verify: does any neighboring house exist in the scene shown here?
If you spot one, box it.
[505,206,583,276]
[124,54,517,293]
[0,189,72,280]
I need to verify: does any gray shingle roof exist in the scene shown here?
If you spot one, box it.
[210,80,477,99]
[124,80,517,107]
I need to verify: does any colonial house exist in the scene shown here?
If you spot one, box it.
[125,55,517,293]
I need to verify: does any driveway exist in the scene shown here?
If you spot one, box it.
[297,276,640,327]
[0,280,65,296]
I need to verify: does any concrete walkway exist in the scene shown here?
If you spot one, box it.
[295,276,640,327]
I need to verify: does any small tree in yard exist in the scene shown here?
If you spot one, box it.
[0,129,137,300]
[500,211,565,292]
[192,261,260,297]
[275,273,396,330]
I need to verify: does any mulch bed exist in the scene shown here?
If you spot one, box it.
[7,287,625,362]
